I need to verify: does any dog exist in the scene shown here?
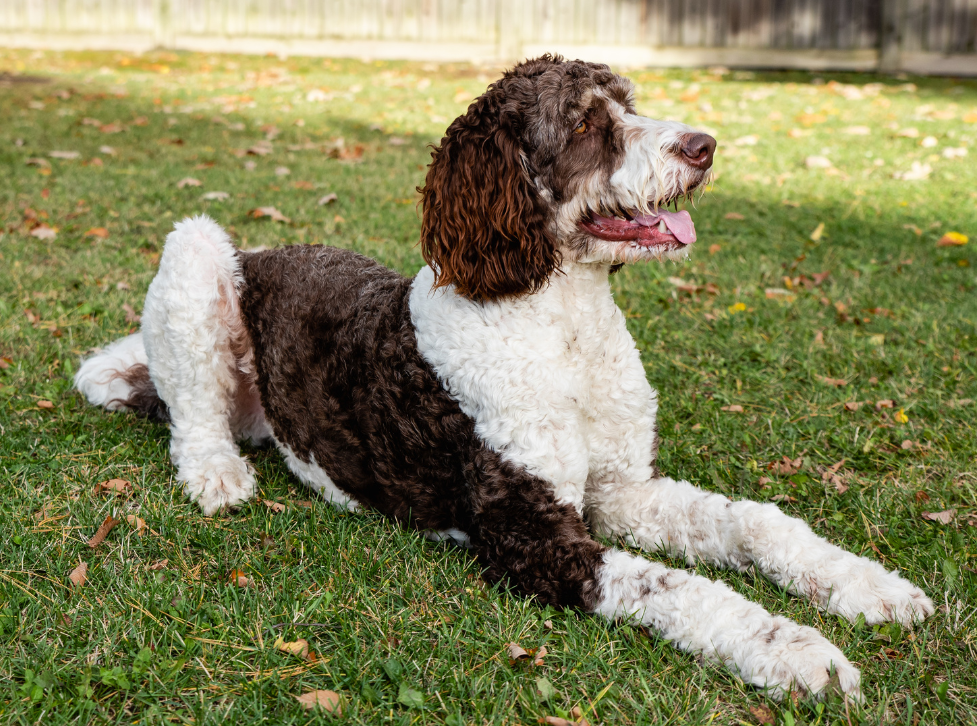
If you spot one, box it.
[75,56,933,700]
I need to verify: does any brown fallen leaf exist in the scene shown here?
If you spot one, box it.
[724,212,745,220]
[900,440,915,450]
[817,375,847,387]
[122,303,141,323]
[148,559,168,570]
[249,206,290,223]
[262,499,286,513]
[125,514,147,534]
[750,704,776,725]
[88,515,120,547]
[543,717,575,726]
[507,642,530,662]
[37,400,54,409]
[771,494,798,503]
[770,456,803,476]
[765,288,795,299]
[937,232,968,247]
[0,356,11,370]
[534,645,548,666]
[721,404,744,413]
[177,177,202,188]
[96,478,132,496]
[876,399,895,410]
[295,690,341,714]
[229,569,250,587]
[921,510,955,525]
[292,180,314,190]
[317,193,338,205]
[84,227,109,238]
[543,620,553,630]
[758,476,773,486]
[844,402,862,411]
[68,561,88,588]
[274,637,310,659]
[26,157,52,168]
[99,122,124,134]
[246,141,273,156]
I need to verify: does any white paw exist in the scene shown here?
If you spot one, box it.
[826,559,935,627]
[738,617,861,701]
[181,455,256,516]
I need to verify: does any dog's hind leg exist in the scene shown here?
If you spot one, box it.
[141,215,260,515]
[586,476,935,627]
[471,470,861,700]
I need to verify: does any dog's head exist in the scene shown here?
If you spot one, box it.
[420,55,715,302]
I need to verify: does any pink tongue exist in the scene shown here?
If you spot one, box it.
[634,209,696,245]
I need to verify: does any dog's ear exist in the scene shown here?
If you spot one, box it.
[419,92,559,302]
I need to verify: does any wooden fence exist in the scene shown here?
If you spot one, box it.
[1,1,975,75]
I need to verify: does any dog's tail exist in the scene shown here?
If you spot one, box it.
[74,332,170,422]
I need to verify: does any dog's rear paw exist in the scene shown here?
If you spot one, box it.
[739,617,862,701]
[827,560,935,627]
[181,455,256,516]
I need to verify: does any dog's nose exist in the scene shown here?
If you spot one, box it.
[680,133,716,170]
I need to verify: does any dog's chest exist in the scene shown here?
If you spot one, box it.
[410,265,657,508]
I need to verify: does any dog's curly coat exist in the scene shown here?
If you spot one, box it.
[76,56,933,700]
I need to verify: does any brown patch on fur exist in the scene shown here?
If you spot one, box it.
[110,363,170,422]
[238,243,607,610]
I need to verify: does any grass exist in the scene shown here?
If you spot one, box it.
[0,48,975,725]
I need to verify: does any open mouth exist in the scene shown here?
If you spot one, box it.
[580,207,696,248]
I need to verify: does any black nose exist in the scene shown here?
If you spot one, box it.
[680,133,716,170]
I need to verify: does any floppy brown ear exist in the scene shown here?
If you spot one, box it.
[419,93,559,302]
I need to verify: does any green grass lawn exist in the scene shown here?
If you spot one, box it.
[1,48,975,725]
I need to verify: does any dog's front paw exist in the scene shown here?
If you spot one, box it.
[181,454,256,516]
[737,617,861,701]
[826,558,934,627]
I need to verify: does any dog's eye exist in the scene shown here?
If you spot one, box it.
[574,120,587,134]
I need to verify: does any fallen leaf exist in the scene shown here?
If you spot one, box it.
[125,514,147,534]
[843,126,871,135]
[750,704,776,724]
[937,232,968,247]
[805,155,832,169]
[274,166,290,176]
[543,718,575,726]
[388,136,407,146]
[897,127,919,138]
[920,136,938,148]
[84,227,109,238]
[844,402,862,411]
[99,145,116,155]
[900,440,914,450]
[87,515,120,547]
[770,456,803,476]
[317,193,338,205]
[893,162,931,181]
[30,224,58,240]
[99,122,124,133]
[292,180,314,190]
[728,302,746,313]
[894,408,909,424]
[903,224,923,236]
[148,559,168,570]
[534,645,548,666]
[295,690,341,714]
[49,150,80,159]
[36,400,54,409]
[724,212,745,220]
[771,494,798,503]
[246,141,273,156]
[758,476,773,486]
[68,561,88,588]
[201,191,230,201]
[249,206,290,223]
[734,134,759,146]
[122,303,141,323]
[922,510,955,525]
[942,147,968,159]
[817,375,847,387]
[809,222,825,241]
[229,569,250,587]
[262,499,286,513]
[765,288,795,300]
[274,637,310,659]
[543,620,553,630]
[709,243,721,254]
[0,356,11,370]
[507,642,530,662]
[96,479,131,496]
[25,157,51,168]
[177,177,202,188]
[721,404,744,413]
[876,399,894,410]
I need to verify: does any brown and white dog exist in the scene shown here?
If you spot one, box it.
[76,56,932,699]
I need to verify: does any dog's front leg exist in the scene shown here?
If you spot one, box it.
[472,473,861,700]
[586,476,934,626]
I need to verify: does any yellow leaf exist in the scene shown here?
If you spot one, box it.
[809,222,825,241]
[728,302,746,313]
[273,637,310,659]
[894,409,909,424]
[937,232,968,247]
